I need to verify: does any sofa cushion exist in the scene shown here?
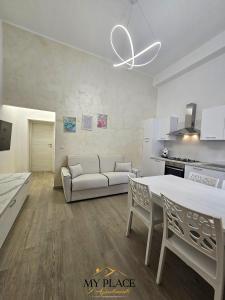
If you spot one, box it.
[115,162,132,172]
[72,174,108,191]
[99,155,124,173]
[69,164,83,179]
[68,155,99,174]
[103,172,135,186]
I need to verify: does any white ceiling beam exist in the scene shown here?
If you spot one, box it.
[153,30,225,87]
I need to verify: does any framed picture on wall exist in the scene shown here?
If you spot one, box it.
[97,114,107,129]
[63,117,76,132]
[81,115,93,131]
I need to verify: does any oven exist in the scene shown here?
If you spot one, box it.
[164,161,185,178]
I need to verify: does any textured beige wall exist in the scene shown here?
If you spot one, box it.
[0,20,2,105]
[3,23,156,185]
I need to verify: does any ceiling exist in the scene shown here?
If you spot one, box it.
[0,0,225,76]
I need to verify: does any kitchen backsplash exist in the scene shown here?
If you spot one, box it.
[165,138,225,163]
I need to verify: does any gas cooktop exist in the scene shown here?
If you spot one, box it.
[163,156,200,163]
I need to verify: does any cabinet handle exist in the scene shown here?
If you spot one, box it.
[166,166,183,172]
[9,199,16,207]
[205,137,216,139]
[193,167,203,171]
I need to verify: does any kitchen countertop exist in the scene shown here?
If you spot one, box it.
[0,173,31,217]
[151,156,225,172]
[196,163,225,172]
[150,156,202,166]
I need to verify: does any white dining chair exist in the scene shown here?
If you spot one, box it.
[222,180,225,190]
[156,194,224,300]
[189,171,219,188]
[126,176,163,266]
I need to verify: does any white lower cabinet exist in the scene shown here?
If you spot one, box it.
[148,158,165,176]
[184,165,225,188]
[0,178,31,248]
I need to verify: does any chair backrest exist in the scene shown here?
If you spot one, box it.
[162,194,223,261]
[222,180,225,190]
[129,176,152,212]
[188,172,219,188]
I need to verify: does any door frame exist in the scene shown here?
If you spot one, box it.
[28,120,55,172]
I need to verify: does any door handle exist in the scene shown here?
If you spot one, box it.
[48,144,52,148]
[166,166,183,172]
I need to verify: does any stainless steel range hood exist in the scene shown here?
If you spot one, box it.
[169,103,200,136]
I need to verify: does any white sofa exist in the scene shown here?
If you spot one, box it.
[61,154,138,202]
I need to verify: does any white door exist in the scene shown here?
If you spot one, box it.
[30,122,54,172]
[141,138,164,176]
[141,138,152,176]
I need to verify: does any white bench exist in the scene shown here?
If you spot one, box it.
[0,173,31,248]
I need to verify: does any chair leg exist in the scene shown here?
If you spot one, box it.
[156,243,167,285]
[214,282,224,300]
[126,210,133,237]
[145,222,154,266]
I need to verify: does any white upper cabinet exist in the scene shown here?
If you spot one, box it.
[201,105,225,140]
[157,117,178,141]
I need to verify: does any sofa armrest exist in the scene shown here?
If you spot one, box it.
[61,167,72,202]
[131,168,139,178]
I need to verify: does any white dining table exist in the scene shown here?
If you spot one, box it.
[135,175,225,231]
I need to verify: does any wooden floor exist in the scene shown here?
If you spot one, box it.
[0,173,215,300]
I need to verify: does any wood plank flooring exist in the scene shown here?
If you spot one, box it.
[0,172,215,300]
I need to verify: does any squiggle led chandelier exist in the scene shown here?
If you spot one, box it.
[110,0,161,70]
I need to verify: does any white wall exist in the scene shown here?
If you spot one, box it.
[0,105,55,173]
[0,105,16,172]
[156,52,225,163]
[0,20,2,105]
[2,23,157,185]
[0,21,13,172]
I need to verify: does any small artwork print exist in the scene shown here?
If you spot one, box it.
[97,114,107,129]
[82,115,93,131]
[63,117,76,132]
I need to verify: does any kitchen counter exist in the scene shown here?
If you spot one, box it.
[196,163,225,173]
[151,156,225,173]
[0,173,31,217]
[150,156,202,166]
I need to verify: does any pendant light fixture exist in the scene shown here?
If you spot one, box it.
[110,0,161,70]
